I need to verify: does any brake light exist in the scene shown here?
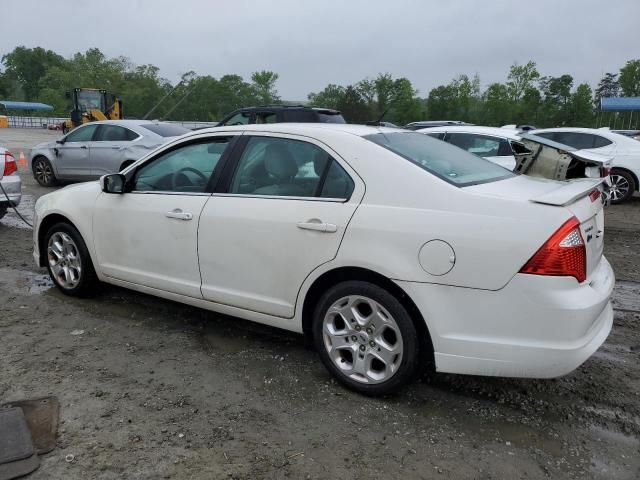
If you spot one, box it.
[600,166,611,178]
[589,189,601,203]
[3,152,17,176]
[519,216,586,283]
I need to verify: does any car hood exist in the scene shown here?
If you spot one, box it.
[516,133,612,181]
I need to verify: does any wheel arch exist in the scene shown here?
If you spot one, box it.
[31,153,59,177]
[612,167,639,192]
[301,266,435,368]
[37,213,80,267]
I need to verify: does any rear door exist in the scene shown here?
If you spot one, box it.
[197,133,364,318]
[56,124,98,178]
[91,124,139,176]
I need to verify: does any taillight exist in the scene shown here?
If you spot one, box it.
[3,152,17,176]
[600,166,611,178]
[519,216,586,283]
[589,189,601,203]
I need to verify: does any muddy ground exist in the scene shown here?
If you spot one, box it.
[1,128,639,479]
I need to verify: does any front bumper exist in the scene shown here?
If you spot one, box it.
[0,174,22,208]
[396,256,615,378]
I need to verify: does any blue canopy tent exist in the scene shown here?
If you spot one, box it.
[0,101,54,111]
[599,97,640,129]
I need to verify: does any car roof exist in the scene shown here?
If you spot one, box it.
[530,126,640,145]
[90,119,172,127]
[417,125,521,139]
[236,105,341,113]
[181,122,400,139]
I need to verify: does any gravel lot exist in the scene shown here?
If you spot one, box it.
[1,128,639,479]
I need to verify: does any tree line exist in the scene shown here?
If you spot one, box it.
[1,46,639,127]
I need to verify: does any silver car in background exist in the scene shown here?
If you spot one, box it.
[0,147,22,220]
[28,120,190,186]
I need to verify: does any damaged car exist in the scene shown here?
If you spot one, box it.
[32,125,614,395]
[28,120,190,187]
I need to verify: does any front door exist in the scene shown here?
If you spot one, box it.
[56,123,98,178]
[92,135,236,298]
[198,134,363,318]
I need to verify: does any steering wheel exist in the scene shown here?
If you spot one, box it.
[171,167,208,190]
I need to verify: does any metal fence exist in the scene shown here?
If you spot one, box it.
[7,116,67,129]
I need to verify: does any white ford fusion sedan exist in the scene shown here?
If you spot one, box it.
[33,124,614,395]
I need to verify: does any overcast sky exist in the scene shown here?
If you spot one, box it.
[3,0,639,100]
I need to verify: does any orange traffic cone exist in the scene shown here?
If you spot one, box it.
[18,151,27,168]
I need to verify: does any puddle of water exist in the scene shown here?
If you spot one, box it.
[0,268,53,295]
[0,194,34,230]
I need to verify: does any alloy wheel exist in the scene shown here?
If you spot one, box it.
[609,174,630,202]
[48,232,82,289]
[35,159,53,186]
[322,295,404,384]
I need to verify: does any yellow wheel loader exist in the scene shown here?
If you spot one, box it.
[62,88,123,134]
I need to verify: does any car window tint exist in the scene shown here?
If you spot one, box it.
[96,125,137,142]
[223,112,251,126]
[446,133,503,157]
[141,123,190,137]
[255,112,277,124]
[425,132,446,140]
[592,135,613,148]
[65,124,98,142]
[365,132,513,187]
[229,136,338,198]
[132,138,230,193]
[317,112,346,124]
[551,132,612,150]
[282,110,316,122]
[320,160,354,199]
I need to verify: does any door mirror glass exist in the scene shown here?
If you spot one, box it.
[101,173,126,194]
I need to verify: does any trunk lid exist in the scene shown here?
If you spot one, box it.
[467,175,606,279]
[516,133,612,181]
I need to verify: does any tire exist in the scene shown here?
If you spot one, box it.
[44,222,98,296]
[312,281,421,395]
[609,169,636,204]
[33,157,57,187]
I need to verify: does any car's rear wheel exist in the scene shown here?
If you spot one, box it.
[33,157,57,187]
[609,169,635,204]
[313,281,420,395]
[45,222,97,296]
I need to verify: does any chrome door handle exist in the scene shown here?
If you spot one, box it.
[166,209,193,221]
[297,221,337,233]
[80,145,88,149]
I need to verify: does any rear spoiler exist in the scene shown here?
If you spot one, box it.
[530,178,605,206]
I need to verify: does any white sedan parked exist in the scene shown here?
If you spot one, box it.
[33,124,614,394]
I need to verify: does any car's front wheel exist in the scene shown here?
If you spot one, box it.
[313,281,421,395]
[33,157,57,187]
[45,222,97,296]
[609,169,636,204]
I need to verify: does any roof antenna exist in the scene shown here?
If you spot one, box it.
[366,108,389,126]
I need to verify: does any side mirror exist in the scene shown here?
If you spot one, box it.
[100,173,126,194]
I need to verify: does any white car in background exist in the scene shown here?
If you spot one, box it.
[32,124,613,395]
[0,147,22,220]
[418,125,533,170]
[530,128,640,203]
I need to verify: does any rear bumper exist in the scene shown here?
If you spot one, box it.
[396,256,615,378]
[0,174,22,208]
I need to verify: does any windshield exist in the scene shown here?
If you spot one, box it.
[77,90,104,112]
[365,132,513,186]
[142,123,190,137]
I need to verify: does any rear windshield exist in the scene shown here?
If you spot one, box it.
[141,123,190,137]
[317,112,346,124]
[365,132,513,186]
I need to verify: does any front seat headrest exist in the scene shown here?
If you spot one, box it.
[264,144,298,180]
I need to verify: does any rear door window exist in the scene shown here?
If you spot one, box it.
[228,136,353,199]
[547,132,613,150]
[95,125,138,141]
